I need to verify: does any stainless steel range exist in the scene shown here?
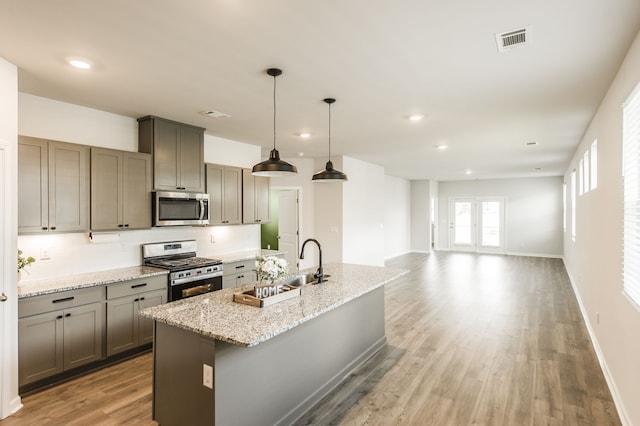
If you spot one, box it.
[142,240,223,301]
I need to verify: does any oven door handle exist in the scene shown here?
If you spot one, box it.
[171,271,223,286]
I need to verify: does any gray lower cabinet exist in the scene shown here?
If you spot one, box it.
[91,148,152,230]
[18,287,104,386]
[222,259,257,288]
[106,276,166,356]
[18,136,90,234]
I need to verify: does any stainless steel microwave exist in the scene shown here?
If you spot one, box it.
[153,191,210,226]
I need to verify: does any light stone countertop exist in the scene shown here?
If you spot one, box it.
[214,249,286,264]
[139,263,408,347]
[17,266,169,299]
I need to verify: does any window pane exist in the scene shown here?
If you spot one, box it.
[583,151,590,193]
[454,202,472,245]
[578,159,584,195]
[481,201,500,247]
[571,170,576,240]
[591,140,598,190]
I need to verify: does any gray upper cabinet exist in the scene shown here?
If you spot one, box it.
[206,163,242,225]
[91,148,151,230]
[18,136,90,234]
[242,169,270,224]
[138,116,205,193]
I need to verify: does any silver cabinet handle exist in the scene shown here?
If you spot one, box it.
[0,293,7,302]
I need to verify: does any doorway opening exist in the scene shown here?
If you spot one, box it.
[261,189,300,273]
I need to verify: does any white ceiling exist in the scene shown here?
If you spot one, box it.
[1,1,639,181]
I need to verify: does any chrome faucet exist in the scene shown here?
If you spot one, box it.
[299,238,323,284]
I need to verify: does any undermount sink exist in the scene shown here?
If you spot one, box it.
[283,273,330,287]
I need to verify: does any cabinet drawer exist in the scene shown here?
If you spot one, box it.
[19,286,104,318]
[106,276,166,300]
[225,259,255,275]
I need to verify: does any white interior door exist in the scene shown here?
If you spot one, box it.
[449,197,505,253]
[449,198,476,252]
[277,190,299,273]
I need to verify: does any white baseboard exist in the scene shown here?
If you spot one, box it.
[506,251,563,259]
[562,259,630,426]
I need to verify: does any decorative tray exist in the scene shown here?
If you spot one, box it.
[233,284,301,308]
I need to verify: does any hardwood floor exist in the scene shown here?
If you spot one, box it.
[2,252,620,425]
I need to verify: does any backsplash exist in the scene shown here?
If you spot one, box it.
[17,225,260,281]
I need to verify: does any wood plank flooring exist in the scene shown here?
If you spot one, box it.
[1,252,620,425]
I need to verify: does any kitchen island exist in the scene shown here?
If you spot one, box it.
[140,262,407,426]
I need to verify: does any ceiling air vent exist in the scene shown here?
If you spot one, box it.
[495,26,531,52]
[201,110,231,119]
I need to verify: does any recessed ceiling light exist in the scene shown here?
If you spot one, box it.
[298,132,312,138]
[297,152,305,157]
[534,167,543,171]
[201,110,231,119]
[525,141,538,146]
[435,144,448,150]
[409,114,424,121]
[465,169,472,175]
[68,58,92,69]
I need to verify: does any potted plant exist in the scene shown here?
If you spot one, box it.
[17,248,35,279]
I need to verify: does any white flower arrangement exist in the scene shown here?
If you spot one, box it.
[255,255,288,284]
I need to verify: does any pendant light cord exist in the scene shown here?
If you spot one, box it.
[273,74,277,150]
[328,101,332,161]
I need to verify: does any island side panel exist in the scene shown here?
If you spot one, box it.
[215,286,386,426]
[153,321,215,425]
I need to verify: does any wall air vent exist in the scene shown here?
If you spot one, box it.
[201,110,231,119]
[495,26,531,52]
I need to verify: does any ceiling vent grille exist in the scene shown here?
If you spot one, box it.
[201,110,231,119]
[495,26,531,52]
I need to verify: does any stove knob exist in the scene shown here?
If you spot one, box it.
[185,271,191,277]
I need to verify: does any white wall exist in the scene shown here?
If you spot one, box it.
[384,175,411,259]
[0,57,21,419]
[410,180,431,253]
[16,95,263,281]
[343,156,385,266]
[313,157,344,264]
[438,177,564,257]
[563,30,640,426]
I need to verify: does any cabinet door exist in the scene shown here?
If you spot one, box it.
[153,119,181,191]
[179,125,205,192]
[106,296,138,356]
[138,289,166,345]
[91,148,123,230]
[254,175,271,223]
[242,169,256,223]
[206,164,224,224]
[63,302,104,370]
[18,137,48,233]
[224,166,243,224]
[18,311,64,385]
[242,169,270,224]
[49,141,90,232]
[123,151,151,229]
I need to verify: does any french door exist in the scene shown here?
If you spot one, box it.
[449,197,505,253]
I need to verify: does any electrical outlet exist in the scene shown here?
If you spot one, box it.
[203,364,213,389]
[40,248,51,260]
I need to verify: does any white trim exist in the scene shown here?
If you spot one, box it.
[563,258,630,426]
[506,251,563,259]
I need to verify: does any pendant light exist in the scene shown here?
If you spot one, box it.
[312,98,348,182]
[252,68,298,177]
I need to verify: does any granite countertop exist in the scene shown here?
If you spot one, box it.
[215,249,286,264]
[17,266,169,299]
[140,263,408,347]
